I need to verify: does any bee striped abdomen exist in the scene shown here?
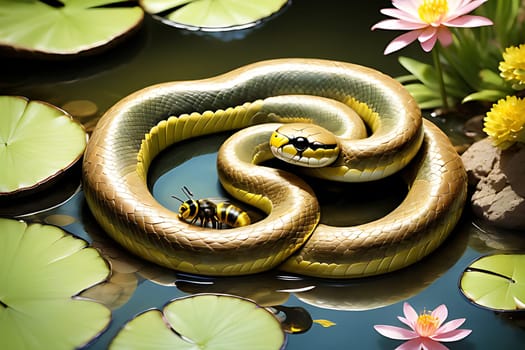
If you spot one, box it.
[216,202,251,227]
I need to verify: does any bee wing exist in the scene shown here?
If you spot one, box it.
[204,197,233,206]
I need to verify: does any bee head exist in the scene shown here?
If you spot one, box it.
[179,200,197,220]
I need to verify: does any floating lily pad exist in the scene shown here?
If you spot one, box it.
[460,254,525,312]
[110,294,286,349]
[0,218,111,350]
[141,0,288,31]
[0,96,87,196]
[0,0,144,58]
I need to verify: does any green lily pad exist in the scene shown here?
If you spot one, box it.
[0,218,111,350]
[459,254,525,312]
[0,0,144,58]
[110,294,286,349]
[0,96,87,196]
[140,0,288,30]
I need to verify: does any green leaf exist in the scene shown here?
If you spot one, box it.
[398,54,475,106]
[395,74,418,84]
[140,0,193,14]
[0,96,87,195]
[480,0,525,48]
[0,218,111,350]
[462,89,507,103]
[110,294,286,350]
[140,0,288,30]
[0,0,144,56]
[478,69,510,90]
[417,99,448,110]
[481,67,503,84]
[404,83,440,101]
[398,56,439,89]
[460,254,525,311]
[440,31,486,91]
[402,83,455,109]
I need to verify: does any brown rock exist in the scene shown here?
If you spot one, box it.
[500,144,525,197]
[461,138,525,230]
[461,138,498,186]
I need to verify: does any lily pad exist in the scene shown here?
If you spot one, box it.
[110,294,286,349]
[140,0,288,31]
[0,96,87,196]
[0,0,144,58]
[459,254,525,311]
[0,218,111,350]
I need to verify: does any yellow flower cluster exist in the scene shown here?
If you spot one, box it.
[499,44,525,89]
[484,95,525,149]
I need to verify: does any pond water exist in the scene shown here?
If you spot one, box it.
[2,1,525,349]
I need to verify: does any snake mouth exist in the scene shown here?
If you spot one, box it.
[270,144,338,168]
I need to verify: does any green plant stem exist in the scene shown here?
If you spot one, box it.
[432,45,449,110]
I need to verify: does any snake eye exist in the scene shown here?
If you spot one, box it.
[292,137,309,152]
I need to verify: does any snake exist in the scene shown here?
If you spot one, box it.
[82,58,467,278]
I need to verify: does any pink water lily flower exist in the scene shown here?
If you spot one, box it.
[372,0,493,54]
[374,302,472,350]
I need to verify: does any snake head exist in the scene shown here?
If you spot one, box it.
[269,123,340,168]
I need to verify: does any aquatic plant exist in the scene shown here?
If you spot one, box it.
[139,0,288,31]
[374,302,471,350]
[0,0,143,58]
[0,218,111,350]
[0,96,87,196]
[374,1,525,111]
[372,0,493,55]
[110,294,286,350]
[372,0,493,110]
[460,254,525,311]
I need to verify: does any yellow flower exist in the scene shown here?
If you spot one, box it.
[483,95,525,149]
[499,44,525,89]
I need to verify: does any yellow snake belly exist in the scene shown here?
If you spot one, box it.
[82,58,467,278]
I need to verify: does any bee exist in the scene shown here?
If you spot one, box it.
[171,186,251,229]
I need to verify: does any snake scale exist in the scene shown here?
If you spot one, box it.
[82,58,467,278]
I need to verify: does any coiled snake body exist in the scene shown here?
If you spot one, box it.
[83,59,467,278]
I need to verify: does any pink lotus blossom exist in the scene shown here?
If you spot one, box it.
[374,302,472,350]
[372,0,493,54]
